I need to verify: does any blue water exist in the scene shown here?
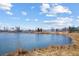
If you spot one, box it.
[0,33,72,55]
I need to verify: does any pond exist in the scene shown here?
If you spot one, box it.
[0,33,72,55]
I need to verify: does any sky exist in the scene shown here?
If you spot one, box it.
[0,3,79,29]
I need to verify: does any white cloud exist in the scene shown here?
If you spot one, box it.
[44,17,73,28]
[46,14,56,17]
[6,11,13,15]
[75,16,79,23]
[31,6,35,9]
[40,3,72,16]
[52,3,59,6]
[77,16,79,19]
[34,19,38,21]
[25,19,38,22]
[40,3,50,13]
[21,11,27,16]
[25,19,30,21]
[0,2,12,11]
[53,5,72,14]
[0,2,13,16]
[76,19,79,23]
[77,19,79,21]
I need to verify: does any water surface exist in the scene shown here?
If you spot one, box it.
[0,33,72,55]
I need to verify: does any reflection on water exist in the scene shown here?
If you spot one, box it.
[16,33,21,49]
[0,33,72,55]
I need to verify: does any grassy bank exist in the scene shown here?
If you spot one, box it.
[6,32,79,56]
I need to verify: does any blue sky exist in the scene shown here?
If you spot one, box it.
[0,3,79,29]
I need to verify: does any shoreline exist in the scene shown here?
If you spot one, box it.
[3,32,79,56]
[0,31,69,35]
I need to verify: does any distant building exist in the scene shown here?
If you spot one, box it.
[36,28,42,32]
[8,27,16,32]
[15,27,22,32]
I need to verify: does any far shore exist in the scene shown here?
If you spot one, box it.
[0,31,69,34]
[3,32,79,56]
